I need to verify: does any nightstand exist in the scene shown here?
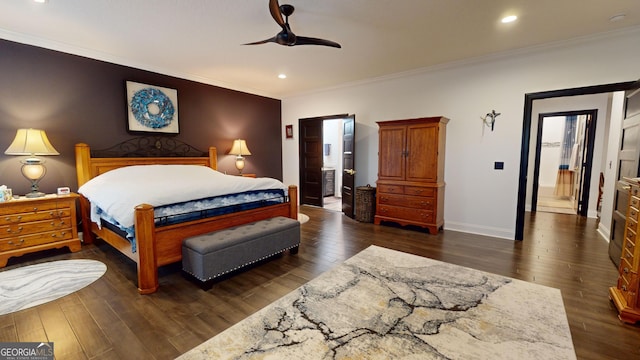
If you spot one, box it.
[0,193,82,267]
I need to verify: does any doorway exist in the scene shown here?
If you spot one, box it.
[531,110,597,216]
[515,81,637,240]
[322,118,343,212]
[299,114,356,217]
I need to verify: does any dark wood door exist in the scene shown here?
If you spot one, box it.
[610,81,640,266]
[299,118,324,207]
[342,115,356,218]
[576,112,597,216]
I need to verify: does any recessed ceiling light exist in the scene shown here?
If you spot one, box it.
[34,0,48,3]
[278,74,287,79]
[610,14,626,22]
[501,15,518,23]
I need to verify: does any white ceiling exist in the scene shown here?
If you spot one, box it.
[1,0,640,99]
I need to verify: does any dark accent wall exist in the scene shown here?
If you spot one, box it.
[0,39,282,196]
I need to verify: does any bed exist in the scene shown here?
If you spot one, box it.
[74,138,298,294]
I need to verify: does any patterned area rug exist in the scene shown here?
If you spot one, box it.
[179,246,576,359]
[298,213,310,224]
[0,259,107,315]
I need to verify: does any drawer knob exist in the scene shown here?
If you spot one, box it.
[627,242,633,248]
[33,207,38,211]
[7,226,23,233]
[622,285,628,291]
[7,239,24,246]
[626,253,632,259]
[624,267,630,274]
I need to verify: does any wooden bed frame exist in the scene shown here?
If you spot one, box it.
[75,142,298,294]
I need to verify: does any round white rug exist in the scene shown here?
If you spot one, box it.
[298,213,310,224]
[0,259,107,316]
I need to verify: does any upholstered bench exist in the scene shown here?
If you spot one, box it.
[182,216,300,282]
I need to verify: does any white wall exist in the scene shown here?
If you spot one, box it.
[538,117,565,189]
[281,27,640,240]
[599,92,626,241]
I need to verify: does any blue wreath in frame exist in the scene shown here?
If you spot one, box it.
[130,87,175,129]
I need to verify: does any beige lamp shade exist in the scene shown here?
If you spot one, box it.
[229,139,251,156]
[4,128,60,155]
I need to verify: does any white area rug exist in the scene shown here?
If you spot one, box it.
[0,259,107,315]
[298,213,310,224]
[179,245,576,359]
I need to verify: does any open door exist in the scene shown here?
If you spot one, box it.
[575,112,597,216]
[299,118,324,207]
[610,80,640,266]
[341,115,356,218]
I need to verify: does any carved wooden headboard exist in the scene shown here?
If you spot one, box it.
[75,137,217,187]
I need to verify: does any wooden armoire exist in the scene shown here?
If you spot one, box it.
[374,116,448,234]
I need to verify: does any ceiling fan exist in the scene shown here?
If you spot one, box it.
[244,0,341,48]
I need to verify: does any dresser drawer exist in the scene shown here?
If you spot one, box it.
[0,201,69,216]
[630,205,640,222]
[0,217,72,239]
[631,196,640,210]
[378,193,434,209]
[0,229,74,251]
[623,247,635,266]
[404,186,435,197]
[377,184,404,194]
[0,208,71,225]
[628,217,638,234]
[625,236,636,256]
[377,204,434,223]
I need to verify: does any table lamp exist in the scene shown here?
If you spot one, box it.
[230,139,251,174]
[4,128,60,198]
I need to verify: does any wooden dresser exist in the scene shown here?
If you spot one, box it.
[610,177,640,323]
[374,116,448,234]
[0,193,81,267]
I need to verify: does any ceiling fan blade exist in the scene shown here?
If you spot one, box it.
[269,0,285,27]
[295,36,342,48]
[243,36,277,46]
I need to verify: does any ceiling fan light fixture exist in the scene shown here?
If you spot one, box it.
[244,0,341,49]
[501,15,518,23]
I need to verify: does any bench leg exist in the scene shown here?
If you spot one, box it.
[290,245,299,254]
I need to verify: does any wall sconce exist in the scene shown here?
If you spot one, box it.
[4,128,60,197]
[481,110,501,131]
[229,139,251,174]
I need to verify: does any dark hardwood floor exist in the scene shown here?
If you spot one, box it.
[1,206,639,359]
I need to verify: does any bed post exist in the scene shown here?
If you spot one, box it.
[134,204,159,294]
[75,143,92,187]
[75,143,96,244]
[288,185,298,220]
[208,146,218,171]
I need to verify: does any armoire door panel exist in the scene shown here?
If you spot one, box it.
[378,126,406,180]
[406,124,438,182]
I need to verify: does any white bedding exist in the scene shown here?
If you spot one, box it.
[78,165,287,229]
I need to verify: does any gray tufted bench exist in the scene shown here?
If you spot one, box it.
[182,216,300,282]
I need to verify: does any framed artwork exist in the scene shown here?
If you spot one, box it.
[126,81,179,134]
[285,124,293,139]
